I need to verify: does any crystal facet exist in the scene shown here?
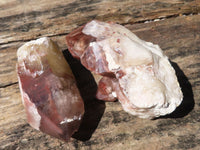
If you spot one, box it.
[66,20,183,119]
[17,37,84,141]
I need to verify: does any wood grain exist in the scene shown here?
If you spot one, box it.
[0,0,200,149]
[0,0,199,44]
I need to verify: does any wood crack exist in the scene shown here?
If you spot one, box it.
[0,13,199,46]
[0,32,69,46]
[121,12,199,25]
[0,82,18,89]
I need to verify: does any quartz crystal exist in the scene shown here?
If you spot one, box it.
[17,37,84,141]
[66,20,183,119]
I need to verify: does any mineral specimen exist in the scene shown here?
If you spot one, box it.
[66,20,183,119]
[17,37,84,141]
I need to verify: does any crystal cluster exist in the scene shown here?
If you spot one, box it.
[66,20,183,118]
[17,37,84,141]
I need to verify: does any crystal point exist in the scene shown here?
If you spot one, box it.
[17,37,84,141]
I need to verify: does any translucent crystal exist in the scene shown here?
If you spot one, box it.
[17,37,84,141]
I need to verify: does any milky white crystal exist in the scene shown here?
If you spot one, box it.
[66,20,183,118]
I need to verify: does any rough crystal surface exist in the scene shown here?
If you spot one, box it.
[66,20,183,119]
[17,37,84,141]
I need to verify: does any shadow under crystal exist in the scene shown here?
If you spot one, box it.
[159,61,194,119]
[63,49,105,141]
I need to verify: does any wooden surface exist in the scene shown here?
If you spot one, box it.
[0,0,200,149]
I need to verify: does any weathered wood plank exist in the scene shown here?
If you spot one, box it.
[0,0,199,44]
[0,14,199,150]
[1,15,199,87]
[0,43,19,87]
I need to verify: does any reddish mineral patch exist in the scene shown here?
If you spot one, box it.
[66,20,183,119]
[17,37,84,141]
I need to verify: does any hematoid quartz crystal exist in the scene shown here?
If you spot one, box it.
[17,37,84,141]
[66,20,183,119]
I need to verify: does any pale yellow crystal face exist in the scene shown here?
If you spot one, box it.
[17,37,72,77]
